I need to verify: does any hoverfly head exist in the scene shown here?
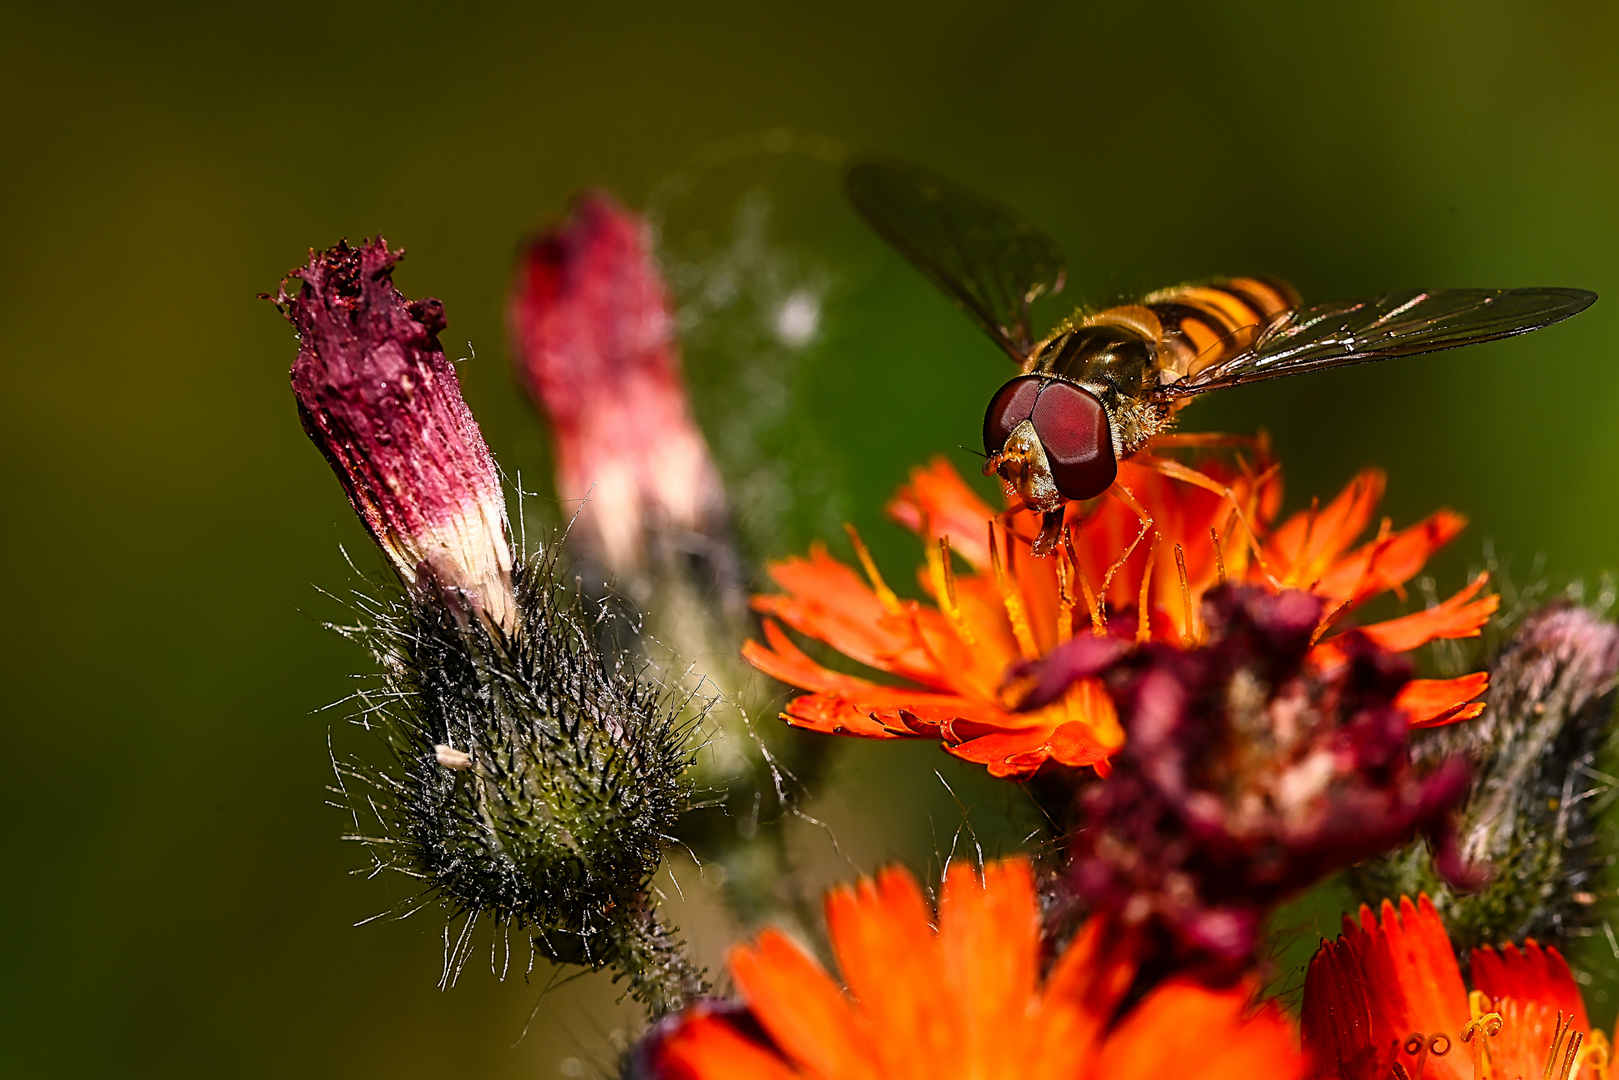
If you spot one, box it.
[983,376,1116,510]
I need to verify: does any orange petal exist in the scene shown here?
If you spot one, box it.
[1359,578,1496,651]
[824,867,954,1077]
[938,860,1041,1078]
[743,618,901,698]
[1268,468,1386,586]
[1397,673,1489,728]
[1096,976,1304,1080]
[650,1008,802,1080]
[1376,896,1472,1048]
[1311,576,1499,668]
[887,456,996,569]
[777,693,905,738]
[1312,509,1468,607]
[1480,996,1589,1080]
[747,618,1034,740]
[1471,939,1590,1035]
[1304,895,1472,1080]
[728,929,871,1079]
[754,543,946,685]
[1032,919,1142,1076]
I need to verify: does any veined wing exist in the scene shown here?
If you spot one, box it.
[846,155,1066,362]
[1156,287,1596,399]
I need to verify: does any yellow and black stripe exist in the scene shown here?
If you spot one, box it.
[1141,277,1299,374]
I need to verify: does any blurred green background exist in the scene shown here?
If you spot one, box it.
[6,1,1619,1076]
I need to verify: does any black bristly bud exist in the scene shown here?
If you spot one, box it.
[1351,601,1619,961]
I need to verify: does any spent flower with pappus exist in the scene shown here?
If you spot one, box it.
[629,857,1304,1080]
[275,239,701,1015]
[509,192,826,935]
[745,446,1494,777]
[509,191,730,578]
[1303,893,1612,1080]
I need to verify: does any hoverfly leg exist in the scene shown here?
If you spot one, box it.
[1131,454,1280,588]
[1099,485,1155,598]
[1032,509,1066,557]
[1147,431,1270,455]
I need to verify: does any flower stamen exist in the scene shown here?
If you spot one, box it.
[1136,533,1160,645]
[990,521,1041,660]
[926,534,975,646]
[1210,525,1228,584]
[1065,524,1107,636]
[1053,537,1076,645]
[845,522,902,614]
[1136,452,1281,587]
[1174,542,1197,646]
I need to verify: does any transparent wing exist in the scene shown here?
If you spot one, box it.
[846,155,1066,361]
[1156,287,1596,399]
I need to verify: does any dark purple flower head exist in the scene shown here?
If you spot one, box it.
[1016,584,1477,970]
[276,239,515,632]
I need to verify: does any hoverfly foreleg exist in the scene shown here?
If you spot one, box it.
[1100,485,1155,601]
[1130,454,1280,588]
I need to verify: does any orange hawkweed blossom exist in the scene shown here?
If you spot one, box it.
[744,442,1496,777]
[634,857,1303,1080]
[1303,894,1611,1080]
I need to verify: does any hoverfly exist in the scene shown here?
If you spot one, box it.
[846,156,1597,555]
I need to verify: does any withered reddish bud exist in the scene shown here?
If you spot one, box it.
[277,239,515,633]
[1015,585,1476,969]
[509,192,725,573]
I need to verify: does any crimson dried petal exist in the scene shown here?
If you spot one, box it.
[278,238,515,632]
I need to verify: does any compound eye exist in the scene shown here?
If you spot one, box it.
[983,375,1043,455]
[1030,381,1116,500]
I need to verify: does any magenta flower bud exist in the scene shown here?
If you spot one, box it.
[509,192,725,574]
[277,239,516,633]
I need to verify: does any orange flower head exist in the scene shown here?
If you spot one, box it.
[1303,894,1611,1080]
[744,442,1496,777]
[631,857,1304,1080]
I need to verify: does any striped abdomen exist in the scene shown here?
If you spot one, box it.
[1142,277,1299,377]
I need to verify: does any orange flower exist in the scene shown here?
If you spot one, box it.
[744,443,1495,777]
[635,858,1303,1080]
[1303,894,1611,1080]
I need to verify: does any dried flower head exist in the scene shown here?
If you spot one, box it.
[1016,584,1478,968]
[277,240,701,1016]
[277,238,515,633]
[629,858,1303,1080]
[509,192,727,575]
